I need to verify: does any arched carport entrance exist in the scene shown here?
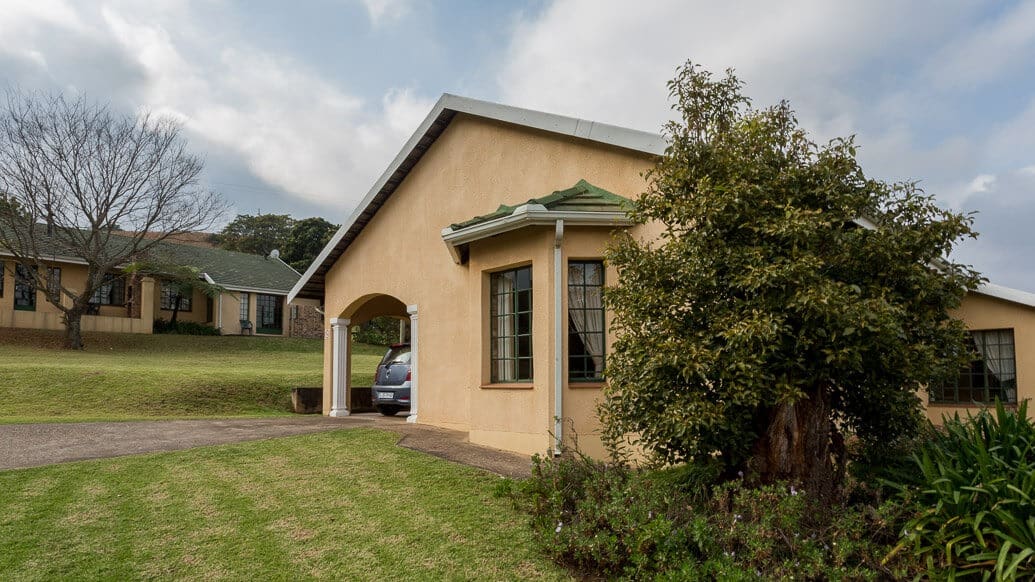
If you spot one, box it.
[329,293,419,423]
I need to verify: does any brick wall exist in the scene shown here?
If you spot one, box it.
[289,303,323,338]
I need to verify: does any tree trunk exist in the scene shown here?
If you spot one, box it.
[170,295,181,324]
[63,311,84,350]
[749,382,845,502]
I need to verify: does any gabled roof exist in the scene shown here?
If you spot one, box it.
[1,225,300,294]
[448,179,634,231]
[439,180,635,264]
[288,94,666,301]
[974,282,1035,310]
[149,242,300,294]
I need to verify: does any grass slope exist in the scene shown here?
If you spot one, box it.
[0,329,384,423]
[0,429,565,581]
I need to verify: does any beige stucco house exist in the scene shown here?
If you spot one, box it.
[1,237,322,337]
[289,94,1035,458]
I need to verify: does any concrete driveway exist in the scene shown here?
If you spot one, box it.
[0,415,533,478]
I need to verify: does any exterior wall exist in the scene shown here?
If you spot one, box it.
[153,281,212,325]
[928,292,1035,422]
[289,299,323,338]
[320,113,656,456]
[0,260,153,334]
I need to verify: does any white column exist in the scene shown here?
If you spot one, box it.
[406,305,419,423]
[330,317,351,417]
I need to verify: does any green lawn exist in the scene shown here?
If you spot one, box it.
[0,329,384,423]
[0,429,566,580]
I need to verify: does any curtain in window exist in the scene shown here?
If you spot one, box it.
[567,264,605,373]
[494,273,515,381]
[974,330,1016,402]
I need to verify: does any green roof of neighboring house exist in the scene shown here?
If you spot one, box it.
[449,179,634,231]
[0,225,300,294]
[148,242,300,293]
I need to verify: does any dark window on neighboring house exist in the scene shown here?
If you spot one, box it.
[46,267,61,298]
[490,266,533,383]
[14,264,36,311]
[239,292,250,322]
[0,261,4,298]
[933,329,1017,404]
[256,294,283,334]
[160,282,191,312]
[568,261,605,382]
[90,273,125,306]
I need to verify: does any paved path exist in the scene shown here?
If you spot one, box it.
[0,415,533,478]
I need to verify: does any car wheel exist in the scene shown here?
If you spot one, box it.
[378,405,399,416]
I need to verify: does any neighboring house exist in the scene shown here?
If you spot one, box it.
[0,235,322,337]
[289,94,1035,458]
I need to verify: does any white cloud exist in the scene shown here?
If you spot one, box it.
[495,0,1035,287]
[965,174,997,195]
[360,0,411,26]
[1,0,434,212]
[925,0,1035,89]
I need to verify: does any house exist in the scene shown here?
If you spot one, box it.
[289,94,1035,458]
[0,234,323,337]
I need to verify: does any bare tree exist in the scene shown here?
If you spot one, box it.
[0,91,228,349]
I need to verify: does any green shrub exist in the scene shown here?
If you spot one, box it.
[153,318,220,336]
[516,452,919,580]
[888,400,1035,580]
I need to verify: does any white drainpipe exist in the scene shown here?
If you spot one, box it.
[553,219,565,455]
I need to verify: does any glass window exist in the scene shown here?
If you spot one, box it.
[568,261,606,381]
[933,329,1017,404]
[90,273,125,305]
[46,267,61,298]
[14,264,36,311]
[490,266,533,382]
[239,292,250,322]
[0,261,4,298]
[256,294,283,334]
[160,282,192,312]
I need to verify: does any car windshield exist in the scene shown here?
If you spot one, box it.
[380,345,411,365]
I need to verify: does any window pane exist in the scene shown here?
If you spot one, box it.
[490,266,532,383]
[568,261,605,381]
[937,329,1016,404]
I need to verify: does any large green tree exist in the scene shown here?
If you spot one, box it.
[283,216,338,272]
[601,63,981,498]
[212,213,293,256]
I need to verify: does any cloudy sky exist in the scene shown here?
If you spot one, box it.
[2,0,1034,289]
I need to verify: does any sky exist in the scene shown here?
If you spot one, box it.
[1,0,1034,289]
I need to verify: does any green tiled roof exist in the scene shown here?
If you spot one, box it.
[147,242,300,293]
[450,179,634,230]
[1,225,299,294]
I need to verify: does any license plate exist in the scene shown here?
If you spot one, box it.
[377,392,394,400]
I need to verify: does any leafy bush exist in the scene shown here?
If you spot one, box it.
[516,452,919,580]
[352,316,403,346]
[153,318,220,336]
[888,401,1035,580]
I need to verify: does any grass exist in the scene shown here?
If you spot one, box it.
[0,429,567,581]
[0,329,385,423]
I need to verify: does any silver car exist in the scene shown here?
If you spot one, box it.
[371,343,411,416]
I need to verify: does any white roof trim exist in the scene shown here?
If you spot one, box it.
[288,93,665,303]
[0,249,89,267]
[973,282,1035,309]
[219,284,291,296]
